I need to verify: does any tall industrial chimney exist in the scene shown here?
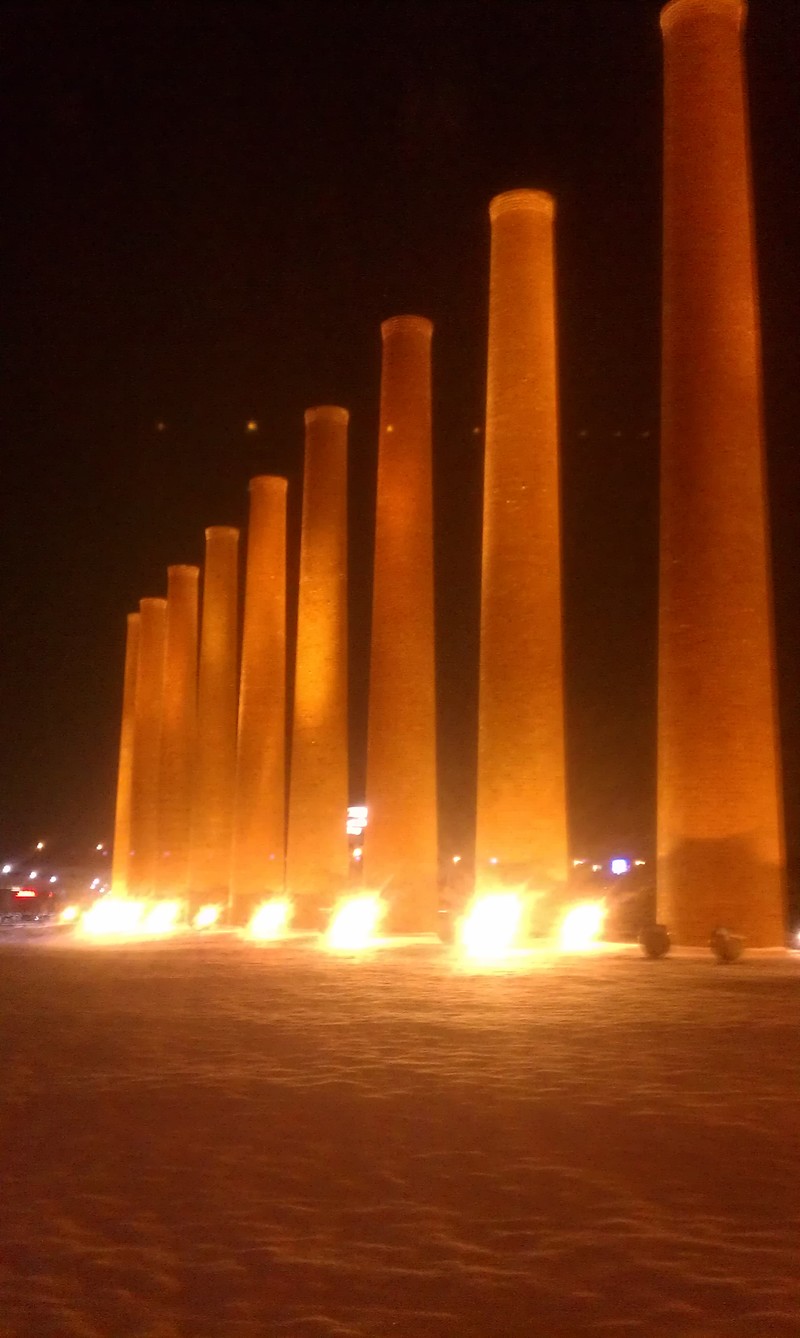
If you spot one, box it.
[230,478,287,924]
[475,190,568,899]
[365,316,438,931]
[286,409,349,923]
[657,0,785,946]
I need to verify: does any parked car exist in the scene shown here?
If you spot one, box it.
[0,885,56,925]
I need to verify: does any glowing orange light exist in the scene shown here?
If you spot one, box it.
[79,897,184,938]
[60,905,80,923]
[193,903,222,930]
[326,894,385,951]
[458,891,525,960]
[247,898,293,941]
[81,898,146,936]
[557,901,606,952]
[142,900,183,935]
[246,420,258,432]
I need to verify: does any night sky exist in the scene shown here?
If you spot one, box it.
[2,1,799,909]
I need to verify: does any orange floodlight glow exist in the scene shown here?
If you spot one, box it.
[247,898,293,941]
[325,894,386,951]
[80,898,146,937]
[60,905,80,924]
[142,900,183,935]
[193,903,222,931]
[79,897,184,938]
[557,901,606,952]
[458,891,526,961]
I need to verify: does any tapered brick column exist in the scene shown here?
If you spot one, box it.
[286,409,349,923]
[190,527,239,905]
[657,0,785,946]
[475,190,568,896]
[231,478,287,923]
[129,598,167,897]
[110,611,140,894]
[158,564,199,898]
[365,316,438,931]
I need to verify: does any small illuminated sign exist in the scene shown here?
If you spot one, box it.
[346,805,368,836]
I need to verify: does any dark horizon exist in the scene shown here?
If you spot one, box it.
[2,0,799,915]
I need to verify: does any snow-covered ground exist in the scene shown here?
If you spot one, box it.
[1,933,798,1337]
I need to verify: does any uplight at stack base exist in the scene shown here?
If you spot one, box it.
[557,901,606,951]
[80,898,146,937]
[458,891,526,961]
[193,903,222,931]
[79,897,185,938]
[247,898,293,941]
[325,894,386,951]
[142,900,183,935]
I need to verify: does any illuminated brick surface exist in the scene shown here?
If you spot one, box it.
[657,0,785,945]
[191,528,239,902]
[110,611,140,895]
[129,598,166,897]
[476,190,568,893]
[286,409,349,917]
[158,565,199,898]
[365,317,438,930]
[231,478,287,920]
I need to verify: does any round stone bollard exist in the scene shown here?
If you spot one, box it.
[638,923,672,959]
[709,927,745,963]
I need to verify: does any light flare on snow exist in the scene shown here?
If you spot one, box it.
[557,900,606,951]
[193,903,222,930]
[458,891,526,960]
[247,898,293,941]
[325,894,386,951]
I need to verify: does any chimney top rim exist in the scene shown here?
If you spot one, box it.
[661,0,745,36]
[381,314,433,339]
[248,474,288,494]
[490,189,555,221]
[305,405,350,425]
[204,525,240,541]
